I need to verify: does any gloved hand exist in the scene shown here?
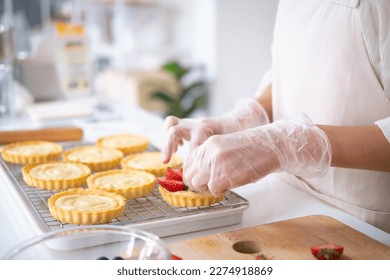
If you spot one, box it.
[161,99,269,163]
[183,115,331,197]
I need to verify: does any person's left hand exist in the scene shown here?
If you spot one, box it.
[183,115,331,197]
[161,99,269,164]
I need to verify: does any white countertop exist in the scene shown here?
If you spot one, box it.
[0,101,389,258]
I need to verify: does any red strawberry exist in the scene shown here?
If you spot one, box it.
[311,243,344,260]
[254,254,268,260]
[157,178,185,192]
[166,167,183,181]
[171,254,182,260]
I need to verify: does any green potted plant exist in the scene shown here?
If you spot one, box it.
[150,61,208,118]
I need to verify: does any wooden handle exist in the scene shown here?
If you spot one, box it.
[0,127,83,144]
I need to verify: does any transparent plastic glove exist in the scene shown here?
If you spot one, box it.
[161,99,269,163]
[183,115,331,197]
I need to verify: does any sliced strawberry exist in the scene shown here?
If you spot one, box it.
[171,254,182,260]
[157,178,185,192]
[311,243,344,260]
[166,167,183,181]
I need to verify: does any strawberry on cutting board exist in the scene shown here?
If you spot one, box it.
[157,178,186,192]
[311,243,344,260]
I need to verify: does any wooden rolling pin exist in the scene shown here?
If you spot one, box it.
[0,126,83,144]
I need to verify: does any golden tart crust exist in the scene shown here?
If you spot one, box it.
[63,146,123,172]
[87,169,156,199]
[22,162,91,191]
[1,141,62,164]
[97,134,150,155]
[48,188,126,225]
[158,186,224,207]
[121,152,182,177]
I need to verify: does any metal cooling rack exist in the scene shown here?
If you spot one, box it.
[0,142,249,234]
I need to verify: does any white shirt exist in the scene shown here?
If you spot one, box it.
[360,0,390,99]
[257,0,390,142]
[264,0,390,232]
[361,0,390,141]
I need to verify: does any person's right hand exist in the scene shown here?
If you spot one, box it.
[161,99,269,163]
[183,115,331,197]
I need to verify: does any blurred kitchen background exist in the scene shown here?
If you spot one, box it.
[0,0,278,125]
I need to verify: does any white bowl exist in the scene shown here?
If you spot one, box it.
[2,225,172,260]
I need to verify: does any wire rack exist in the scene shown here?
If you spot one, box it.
[0,142,249,234]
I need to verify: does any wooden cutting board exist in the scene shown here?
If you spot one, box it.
[168,215,390,260]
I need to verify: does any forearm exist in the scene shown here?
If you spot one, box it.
[318,125,390,172]
[254,81,390,171]
[256,83,273,122]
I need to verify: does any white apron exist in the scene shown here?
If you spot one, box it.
[272,0,390,232]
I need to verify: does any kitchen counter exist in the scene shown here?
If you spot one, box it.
[0,101,389,258]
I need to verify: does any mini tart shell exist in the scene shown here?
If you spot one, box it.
[97,134,150,155]
[62,146,124,172]
[158,186,224,207]
[121,152,182,177]
[22,162,91,191]
[87,169,156,199]
[1,141,63,164]
[48,188,126,225]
